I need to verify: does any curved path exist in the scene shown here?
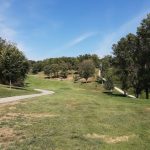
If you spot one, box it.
[0,89,54,104]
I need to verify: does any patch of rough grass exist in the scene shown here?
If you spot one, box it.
[23,113,58,118]
[8,106,16,110]
[145,107,150,112]
[66,101,79,109]
[0,113,19,121]
[0,113,59,121]
[0,127,24,149]
[0,128,15,143]
[85,133,136,144]
[0,102,19,108]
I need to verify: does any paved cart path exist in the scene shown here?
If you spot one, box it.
[0,89,54,104]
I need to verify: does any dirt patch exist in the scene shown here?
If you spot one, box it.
[85,133,135,144]
[0,113,19,121]
[0,127,24,148]
[0,128,15,143]
[67,75,73,81]
[145,107,150,112]
[9,106,16,110]
[23,113,58,118]
[0,112,59,121]
[66,101,79,109]
[0,102,19,108]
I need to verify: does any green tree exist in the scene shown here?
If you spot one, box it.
[100,55,113,78]
[44,65,51,78]
[125,34,142,98]
[137,14,150,99]
[60,63,68,78]
[51,64,59,77]
[78,60,95,83]
[78,54,100,68]
[0,38,29,87]
[32,61,43,74]
[104,76,114,93]
[113,36,133,95]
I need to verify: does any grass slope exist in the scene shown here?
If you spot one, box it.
[0,75,150,150]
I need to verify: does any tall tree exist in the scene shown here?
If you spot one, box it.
[126,34,142,98]
[100,55,113,78]
[0,38,29,87]
[50,64,59,77]
[113,37,131,95]
[137,14,150,99]
[60,63,68,78]
[44,65,51,78]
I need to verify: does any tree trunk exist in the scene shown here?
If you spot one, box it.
[110,89,113,94]
[145,88,149,99]
[136,93,139,98]
[86,78,88,83]
[124,90,127,96]
[9,79,12,89]
[135,88,140,98]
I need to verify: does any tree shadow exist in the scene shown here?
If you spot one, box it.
[44,77,50,79]
[103,91,126,97]
[6,86,27,91]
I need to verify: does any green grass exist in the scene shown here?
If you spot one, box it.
[0,75,150,150]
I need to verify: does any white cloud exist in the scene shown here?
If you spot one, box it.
[65,32,97,48]
[95,9,150,57]
[50,32,98,56]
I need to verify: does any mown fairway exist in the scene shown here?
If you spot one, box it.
[0,75,150,150]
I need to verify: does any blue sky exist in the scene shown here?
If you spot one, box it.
[0,0,150,60]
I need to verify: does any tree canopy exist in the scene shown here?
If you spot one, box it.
[112,14,150,98]
[0,38,29,87]
[78,60,95,82]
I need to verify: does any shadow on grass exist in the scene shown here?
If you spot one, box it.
[103,91,126,97]
[6,86,27,91]
[44,77,50,79]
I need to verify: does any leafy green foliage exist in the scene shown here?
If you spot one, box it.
[137,14,150,99]
[32,61,43,74]
[0,38,29,86]
[112,14,150,98]
[100,55,113,78]
[29,54,100,74]
[43,65,51,77]
[78,60,95,82]
[50,64,59,78]
[113,34,136,94]
[104,76,114,92]
[60,63,68,78]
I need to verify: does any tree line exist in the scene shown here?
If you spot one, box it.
[29,54,100,76]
